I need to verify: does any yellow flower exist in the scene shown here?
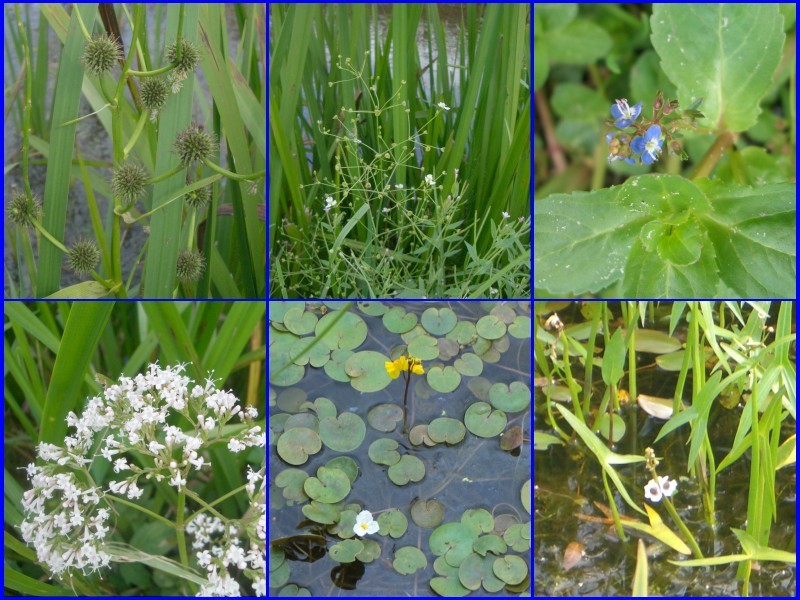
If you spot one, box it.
[384,355,424,378]
[408,357,424,375]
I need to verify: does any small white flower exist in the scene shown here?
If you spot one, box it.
[437,101,450,111]
[353,510,379,537]
[323,196,337,213]
[490,287,498,295]
[424,174,434,186]
[502,211,510,219]
[395,183,404,189]
[644,478,663,502]
[658,475,678,497]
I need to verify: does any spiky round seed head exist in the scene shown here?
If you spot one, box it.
[67,240,100,274]
[111,162,149,204]
[81,33,122,77]
[185,186,211,210]
[140,77,170,113]
[166,38,201,74]
[8,193,43,228]
[174,124,217,166]
[176,249,205,283]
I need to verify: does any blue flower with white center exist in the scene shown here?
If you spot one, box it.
[631,125,664,165]
[610,99,642,129]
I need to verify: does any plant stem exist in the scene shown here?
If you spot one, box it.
[402,370,411,433]
[106,494,175,528]
[601,469,627,541]
[15,5,33,201]
[662,495,704,559]
[202,157,266,181]
[534,89,566,174]
[691,131,736,179]
[127,63,174,77]
[176,490,189,567]
[150,163,185,184]
[124,106,150,159]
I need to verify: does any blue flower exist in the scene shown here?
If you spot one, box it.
[610,99,642,129]
[631,125,664,165]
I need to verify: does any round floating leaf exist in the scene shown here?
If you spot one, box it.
[319,413,366,452]
[393,546,428,575]
[358,301,388,316]
[409,424,436,447]
[303,467,351,503]
[490,304,517,324]
[411,498,445,528]
[488,382,531,412]
[508,315,532,339]
[467,377,492,401]
[461,509,494,535]
[367,403,404,432]
[464,402,507,438]
[377,509,408,538]
[408,334,440,360]
[326,456,359,484]
[453,353,483,377]
[472,336,492,356]
[492,514,520,535]
[447,321,477,344]
[283,306,319,335]
[633,328,683,354]
[430,522,479,567]
[304,397,337,420]
[427,366,461,393]
[492,555,528,585]
[329,509,357,539]
[521,479,531,515]
[284,413,319,432]
[275,468,310,504]
[270,558,290,588]
[302,500,340,525]
[473,535,507,557]
[276,388,308,413]
[270,360,304,387]
[500,425,523,451]
[458,552,506,593]
[596,412,626,443]
[492,335,510,353]
[476,315,507,340]
[344,351,392,392]
[431,557,471,597]
[270,303,292,324]
[270,547,285,572]
[277,427,322,465]
[368,438,401,466]
[278,584,311,596]
[437,338,461,361]
[383,307,418,333]
[503,523,531,552]
[427,417,467,444]
[356,538,382,563]
[387,455,425,485]
[329,539,364,563]
[271,413,290,435]
[421,307,458,335]
[324,349,354,382]
[315,311,367,350]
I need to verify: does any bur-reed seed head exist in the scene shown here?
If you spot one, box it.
[140,77,170,118]
[111,162,149,204]
[67,239,100,274]
[185,186,211,210]
[174,124,217,166]
[9,193,42,228]
[82,33,122,77]
[176,249,205,283]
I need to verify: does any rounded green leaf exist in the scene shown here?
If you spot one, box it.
[269,558,290,588]
[464,402,507,438]
[329,509,357,539]
[393,546,428,575]
[329,539,364,563]
[437,338,461,361]
[276,387,308,413]
[274,468,309,504]
[383,307,418,333]
[387,455,425,485]
[377,509,408,538]
[276,427,322,465]
[318,413,366,452]
[503,522,531,552]
[409,424,436,447]
[301,500,340,525]
[596,412,626,443]
[489,304,517,324]
[356,538,382,563]
[344,351,392,392]
[430,576,471,597]
[492,555,528,585]
[453,353,483,377]
[460,509,494,535]
[302,397,337,420]
[427,417,467,445]
[476,315,507,340]
[368,438,401,466]
[508,316,531,339]
[283,306,318,335]
[429,522,479,567]
[473,534,507,557]
[521,479,531,515]
[278,584,311,596]
[367,403,404,432]
[284,413,319,432]
[326,456,359,483]
[358,301,388,316]
[270,547,285,572]
[408,334,440,360]
[303,466,351,503]
[488,381,531,412]
[421,307,458,335]
[270,303,292,324]
[427,366,461,393]
[458,552,506,593]
[323,349,354,382]
[315,310,367,350]
[411,498,445,528]
[446,321,477,344]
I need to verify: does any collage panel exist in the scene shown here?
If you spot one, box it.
[269,301,532,595]
[3,301,266,595]
[533,301,796,595]
[269,4,531,299]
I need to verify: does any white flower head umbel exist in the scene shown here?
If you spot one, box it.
[644,475,677,503]
[19,363,265,595]
[353,510,380,537]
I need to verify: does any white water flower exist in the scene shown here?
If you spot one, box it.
[323,196,337,212]
[424,174,434,186]
[502,211,510,219]
[437,101,450,111]
[644,478,663,502]
[658,475,678,497]
[353,510,379,537]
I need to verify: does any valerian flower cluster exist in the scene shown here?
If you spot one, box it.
[20,363,265,596]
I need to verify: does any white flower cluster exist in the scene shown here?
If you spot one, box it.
[644,475,678,503]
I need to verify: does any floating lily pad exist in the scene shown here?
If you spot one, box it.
[367,403,404,432]
[270,547,285,572]
[325,456,359,484]
[301,500,340,525]
[387,455,425,485]
[461,509,494,535]
[458,552,506,592]
[408,334,440,360]
[329,509,357,539]
[319,413,366,452]
[492,513,520,535]
[278,584,311,596]
[447,321,477,345]
[473,534,507,557]
[464,403,507,438]
[377,509,408,538]
[409,424,436,447]
[488,382,531,412]
[492,555,528,585]
[368,438,401,466]
[270,558,290,588]
[491,335,510,353]
[490,304,517,324]
[290,336,331,368]
[431,557,471,597]
[411,498,445,528]
[503,522,531,552]
[276,388,308,413]
[315,311,367,350]
[476,315,507,340]
[270,413,290,435]
[521,480,531,515]
[632,328,682,354]
[421,307,458,335]
[467,377,492,401]
[284,413,319,432]
[283,306,319,335]
[324,349,354,382]
[301,397,337,420]
[269,344,305,386]
[270,303,293,324]
[508,315,532,339]
[276,427,322,465]
[427,417,467,444]
[329,539,364,563]
[500,425,523,451]
[427,366,461,393]
[453,353,483,377]
[480,347,502,364]
[275,468,310,505]
[344,351,392,392]
[430,522,479,567]
[303,466,351,503]
[356,538,382,563]
[383,307,418,333]
[358,301,389,316]
[437,338,461,361]
[472,336,493,356]
[596,412,626,443]
[393,546,428,575]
